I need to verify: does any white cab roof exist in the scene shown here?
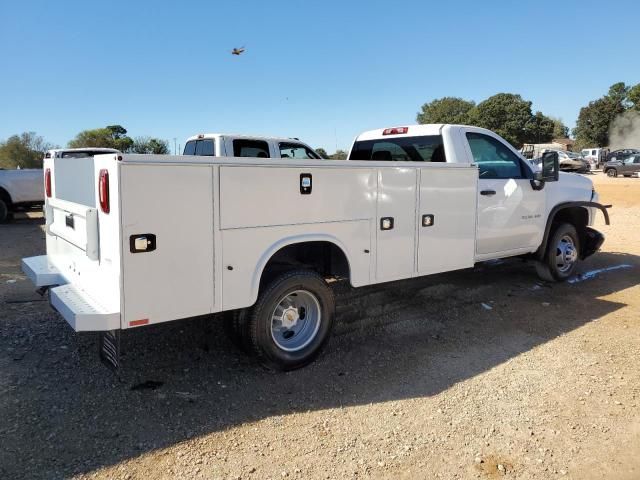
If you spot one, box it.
[186,133,305,143]
[355,124,445,141]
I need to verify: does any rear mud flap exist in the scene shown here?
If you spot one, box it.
[99,330,121,372]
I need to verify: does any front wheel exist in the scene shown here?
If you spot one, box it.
[246,270,335,371]
[535,223,580,282]
[606,168,617,177]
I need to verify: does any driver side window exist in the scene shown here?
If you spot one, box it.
[466,132,524,179]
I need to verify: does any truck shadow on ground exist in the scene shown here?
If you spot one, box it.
[1,251,638,479]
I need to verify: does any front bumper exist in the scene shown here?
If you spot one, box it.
[581,227,605,259]
[21,255,120,332]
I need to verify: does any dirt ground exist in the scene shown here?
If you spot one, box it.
[0,173,638,480]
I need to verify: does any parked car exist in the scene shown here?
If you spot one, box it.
[0,168,43,222]
[603,154,640,177]
[23,124,609,371]
[581,148,609,169]
[545,149,591,173]
[183,133,322,159]
[606,148,640,163]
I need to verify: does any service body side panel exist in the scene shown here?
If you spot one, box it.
[120,164,215,326]
[221,221,372,310]
[219,166,377,229]
[219,165,376,310]
[417,167,477,275]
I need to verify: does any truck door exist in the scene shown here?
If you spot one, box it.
[375,167,417,282]
[463,130,545,256]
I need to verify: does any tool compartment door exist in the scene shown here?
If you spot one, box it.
[417,166,477,275]
[120,164,215,327]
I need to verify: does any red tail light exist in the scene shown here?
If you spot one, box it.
[99,169,110,213]
[382,127,409,135]
[44,168,52,197]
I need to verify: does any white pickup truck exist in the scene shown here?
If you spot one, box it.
[22,124,609,371]
[183,133,322,159]
[0,168,43,222]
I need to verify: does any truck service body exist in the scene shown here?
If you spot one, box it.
[22,125,609,370]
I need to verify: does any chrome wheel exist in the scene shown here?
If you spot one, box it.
[555,235,578,273]
[606,169,617,177]
[270,289,321,352]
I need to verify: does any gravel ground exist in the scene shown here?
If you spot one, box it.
[0,174,638,480]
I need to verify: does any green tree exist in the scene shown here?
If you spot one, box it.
[524,111,555,144]
[573,83,630,148]
[329,150,347,160]
[0,132,54,169]
[315,148,329,159]
[132,137,170,154]
[607,82,631,107]
[468,93,534,147]
[417,97,475,125]
[68,124,134,151]
[550,117,570,138]
[628,83,640,110]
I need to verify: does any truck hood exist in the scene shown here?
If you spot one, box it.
[549,171,594,202]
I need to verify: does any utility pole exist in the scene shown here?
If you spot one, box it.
[173,138,177,155]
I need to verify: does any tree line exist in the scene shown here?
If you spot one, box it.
[413,82,640,150]
[3,84,639,169]
[0,125,169,169]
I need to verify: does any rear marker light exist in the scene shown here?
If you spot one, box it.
[129,319,149,327]
[99,169,110,213]
[383,127,409,135]
[44,168,52,197]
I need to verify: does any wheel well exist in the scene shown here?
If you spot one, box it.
[549,206,589,251]
[260,241,350,290]
[0,187,11,206]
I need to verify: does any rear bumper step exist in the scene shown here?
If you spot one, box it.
[50,284,120,332]
[21,255,65,287]
[22,255,120,332]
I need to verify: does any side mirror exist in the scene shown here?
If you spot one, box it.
[540,151,559,182]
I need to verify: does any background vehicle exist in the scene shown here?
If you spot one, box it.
[603,154,640,177]
[23,125,608,371]
[0,168,43,222]
[606,148,640,163]
[183,134,322,159]
[554,150,591,173]
[581,147,609,169]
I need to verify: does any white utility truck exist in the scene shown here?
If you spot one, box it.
[183,133,322,159]
[22,125,609,371]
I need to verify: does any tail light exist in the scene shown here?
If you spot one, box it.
[99,169,110,213]
[382,127,409,135]
[44,168,52,197]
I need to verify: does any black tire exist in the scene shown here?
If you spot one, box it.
[606,168,617,177]
[0,199,8,223]
[246,270,335,371]
[223,309,251,352]
[535,223,580,282]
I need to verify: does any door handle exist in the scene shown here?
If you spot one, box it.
[480,190,496,196]
[129,234,157,253]
[380,217,394,230]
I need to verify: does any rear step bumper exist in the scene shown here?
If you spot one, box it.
[21,255,65,287]
[22,255,120,332]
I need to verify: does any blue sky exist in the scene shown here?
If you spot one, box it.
[1,0,638,153]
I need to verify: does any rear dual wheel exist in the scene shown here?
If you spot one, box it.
[224,270,335,370]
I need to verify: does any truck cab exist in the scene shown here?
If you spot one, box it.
[348,124,607,267]
[182,134,322,160]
